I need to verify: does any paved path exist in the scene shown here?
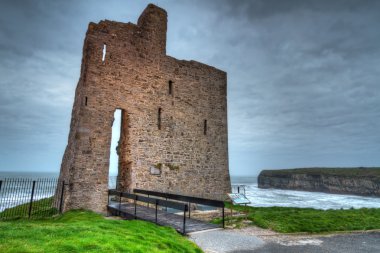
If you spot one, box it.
[189,228,380,253]
[251,232,380,253]
[189,229,265,253]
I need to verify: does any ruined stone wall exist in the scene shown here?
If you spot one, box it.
[58,4,231,213]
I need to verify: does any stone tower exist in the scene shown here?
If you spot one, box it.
[58,4,231,213]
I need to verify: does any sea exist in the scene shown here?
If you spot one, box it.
[0,172,59,212]
[1,172,380,212]
[232,176,380,210]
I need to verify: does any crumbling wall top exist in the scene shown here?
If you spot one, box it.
[87,4,167,56]
[137,3,167,27]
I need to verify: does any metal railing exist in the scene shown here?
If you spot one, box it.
[231,184,247,196]
[134,189,226,228]
[108,190,189,234]
[0,178,65,219]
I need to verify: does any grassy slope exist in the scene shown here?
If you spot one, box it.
[0,210,202,253]
[214,204,380,233]
[260,167,380,179]
[0,197,58,219]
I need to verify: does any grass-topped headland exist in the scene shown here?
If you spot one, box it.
[213,203,380,233]
[260,167,380,178]
[258,167,380,196]
[0,210,202,253]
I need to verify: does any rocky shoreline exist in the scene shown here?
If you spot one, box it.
[258,168,380,197]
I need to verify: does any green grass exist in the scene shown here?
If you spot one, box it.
[214,203,380,233]
[0,197,58,219]
[0,210,202,253]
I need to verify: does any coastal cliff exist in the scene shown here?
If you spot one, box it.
[258,168,380,197]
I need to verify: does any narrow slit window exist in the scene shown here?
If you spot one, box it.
[85,96,88,106]
[204,120,207,135]
[102,44,107,62]
[168,80,173,95]
[158,108,162,130]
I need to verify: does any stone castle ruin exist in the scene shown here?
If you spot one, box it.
[58,4,231,213]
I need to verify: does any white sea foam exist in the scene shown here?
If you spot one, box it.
[242,181,380,210]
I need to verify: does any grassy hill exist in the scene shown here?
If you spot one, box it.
[0,210,202,253]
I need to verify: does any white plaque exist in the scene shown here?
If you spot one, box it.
[150,166,161,175]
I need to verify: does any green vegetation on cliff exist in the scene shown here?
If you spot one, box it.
[258,167,380,196]
[0,197,57,219]
[0,210,202,253]
[213,203,380,233]
[260,167,380,179]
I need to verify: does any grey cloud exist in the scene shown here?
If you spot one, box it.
[212,1,380,174]
[0,0,379,175]
[205,0,380,20]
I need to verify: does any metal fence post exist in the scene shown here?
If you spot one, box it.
[134,196,137,219]
[107,189,110,206]
[59,180,65,213]
[222,207,225,228]
[188,202,191,218]
[155,200,158,223]
[28,181,36,218]
[119,192,122,216]
[183,204,187,235]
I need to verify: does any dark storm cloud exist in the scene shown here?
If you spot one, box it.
[0,0,379,175]
[0,1,81,56]
[189,0,380,173]
[208,0,380,19]
[0,0,84,170]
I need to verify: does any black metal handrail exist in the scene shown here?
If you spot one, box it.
[134,189,225,207]
[133,188,225,228]
[231,184,247,196]
[108,190,189,234]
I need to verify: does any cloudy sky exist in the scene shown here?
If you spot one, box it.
[0,0,379,176]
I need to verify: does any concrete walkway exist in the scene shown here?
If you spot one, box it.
[189,229,265,253]
[251,232,380,253]
[189,228,380,253]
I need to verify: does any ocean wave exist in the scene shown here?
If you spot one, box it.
[244,183,380,210]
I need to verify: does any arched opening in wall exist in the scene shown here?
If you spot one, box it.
[108,109,122,190]
[108,109,131,192]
